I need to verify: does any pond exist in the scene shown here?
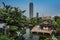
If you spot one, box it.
[23,28,42,40]
[23,28,58,40]
[0,23,58,40]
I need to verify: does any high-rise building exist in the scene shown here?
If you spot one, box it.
[36,12,39,23]
[29,2,33,19]
[36,12,39,18]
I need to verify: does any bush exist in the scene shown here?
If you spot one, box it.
[0,35,11,40]
[9,26,18,31]
[45,38,53,40]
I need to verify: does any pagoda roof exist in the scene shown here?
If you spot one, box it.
[39,21,56,30]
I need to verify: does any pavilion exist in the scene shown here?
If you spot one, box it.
[31,21,57,35]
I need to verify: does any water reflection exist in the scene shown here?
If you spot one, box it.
[24,28,40,40]
[32,34,39,40]
[24,28,58,40]
[24,28,30,40]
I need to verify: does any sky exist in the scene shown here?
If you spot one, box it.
[0,0,60,17]
[0,23,5,28]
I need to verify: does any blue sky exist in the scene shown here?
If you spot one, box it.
[0,0,60,17]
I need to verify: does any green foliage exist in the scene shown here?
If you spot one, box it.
[30,18,37,25]
[0,2,26,28]
[56,19,60,29]
[56,19,60,24]
[54,16,60,21]
[20,29,26,34]
[57,36,60,40]
[30,17,43,25]
[0,35,11,40]
[9,26,18,31]
[45,38,53,40]
[45,17,60,29]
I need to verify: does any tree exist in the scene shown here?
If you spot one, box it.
[54,16,60,21]
[0,2,27,38]
[0,2,26,28]
[55,18,60,29]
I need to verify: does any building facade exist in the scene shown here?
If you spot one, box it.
[29,2,33,19]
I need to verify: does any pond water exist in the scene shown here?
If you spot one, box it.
[24,28,40,40]
[23,28,57,40]
[0,23,58,40]
[24,28,30,40]
[32,34,39,40]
